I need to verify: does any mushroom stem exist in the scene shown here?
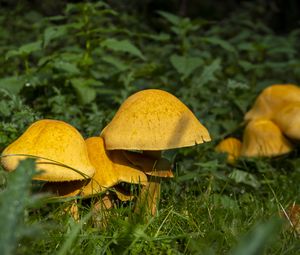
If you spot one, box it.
[134,176,161,217]
[92,193,114,228]
[64,200,80,222]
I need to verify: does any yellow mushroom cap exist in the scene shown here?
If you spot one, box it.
[101,89,211,150]
[241,119,293,157]
[215,137,242,164]
[273,102,300,140]
[81,137,147,197]
[244,84,300,122]
[1,119,95,181]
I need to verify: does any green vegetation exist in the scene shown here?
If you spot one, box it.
[1,1,300,254]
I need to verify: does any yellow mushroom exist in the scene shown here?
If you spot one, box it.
[43,137,148,198]
[100,89,211,216]
[244,84,300,122]
[215,137,242,164]
[101,89,211,150]
[273,102,300,140]
[82,137,148,197]
[1,119,95,181]
[241,119,293,157]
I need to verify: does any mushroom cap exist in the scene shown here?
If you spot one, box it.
[241,119,293,157]
[81,137,147,197]
[273,102,300,140]
[215,137,242,164]
[101,89,211,150]
[1,119,95,181]
[244,84,300,122]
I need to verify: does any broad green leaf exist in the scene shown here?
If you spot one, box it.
[6,41,42,59]
[157,11,181,26]
[70,78,102,104]
[230,218,282,255]
[228,169,261,189]
[170,54,203,80]
[0,159,37,255]
[43,25,68,48]
[195,58,221,86]
[202,37,237,54]
[102,56,128,71]
[54,60,80,74]
[0,77,25,94]
[101,39,145,60]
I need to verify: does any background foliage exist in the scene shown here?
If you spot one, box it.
[1,1,300,254]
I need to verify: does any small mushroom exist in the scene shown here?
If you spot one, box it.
[273,102,300,140]
[1,119,95,181]
[100,89,211,216]
[283,203,300,235]
[244,84,300,122]
[241,119,293,157]
[215,137,242,164]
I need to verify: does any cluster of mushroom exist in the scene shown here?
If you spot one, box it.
[0,89,211,217]
[216,84,300,163]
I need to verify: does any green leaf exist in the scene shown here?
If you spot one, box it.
[101,39,145,60]
[54,60,80,74]
[157,11,181,26]
[0,159,37,255]
[227,79,249,90]
[102,56,128,71]
[195,58,221,86]
[230,218,282,255]
[170,55,203,80]
[0,77,25,94]
[6,41,42,59]
[228,169,261,189]
[202,37,237,54]
[71,78,101,104]
[43,25,68,48]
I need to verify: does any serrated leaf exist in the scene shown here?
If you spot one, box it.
[228,169,261,189]
[43,25,68,48]
[71,78,99,104]
[196,58,221,86]
[227,79,249,90]
[101,39,145,60]
[54,60,80,74]
[170,55,203,80]
[5,41,42,59]
[157,11,181,26]
[102,56,128,71]
[0,77,25,94]
[202,36,237,53]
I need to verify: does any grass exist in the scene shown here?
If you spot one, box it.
[1,154,300,254]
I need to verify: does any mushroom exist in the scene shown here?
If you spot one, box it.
[81,137,148,197]
[240,119,293,157]
[283,203,300,235]
[244,84,300,122]
[215,137,242,165]
[43,137,149,223]
[1,119,95,181]
[273,102,300,140]
[100,89,211,216]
